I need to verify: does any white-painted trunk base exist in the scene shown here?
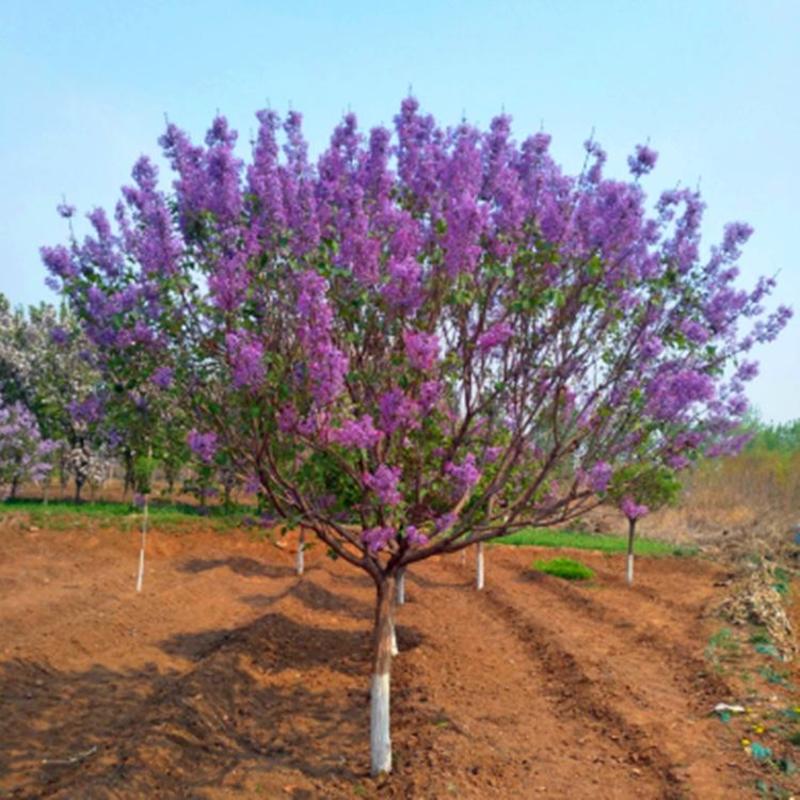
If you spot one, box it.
[296,544,304,576]
[626,553,634,586]
[476,542,485,591]
[370,672,392,776]
[396,571,405,605]
[391,623,399,657]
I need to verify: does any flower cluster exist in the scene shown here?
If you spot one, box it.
[187,429,218,464]
[296,271,349,406]
[363,464,403,507]
[403,330,439,372]
[225,330,265,389]
[445,453,481,493]
[330,416,383,449]
[587,461,613,493]
[620,496,650,520]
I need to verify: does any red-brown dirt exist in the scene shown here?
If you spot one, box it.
[0,518,784,798]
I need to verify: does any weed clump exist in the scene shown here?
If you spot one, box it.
[532,557,595,581]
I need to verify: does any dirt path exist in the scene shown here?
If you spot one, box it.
[0,521,768,798]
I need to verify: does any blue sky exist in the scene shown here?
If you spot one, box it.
[1,0,798,420]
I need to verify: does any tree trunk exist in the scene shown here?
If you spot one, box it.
[626,518,636,586]
[370,577,394,776]
[74,479,83,504]
[296,528,305,576]
[396,568,406,605]
[10,476,19,501]
[476,541,485,590]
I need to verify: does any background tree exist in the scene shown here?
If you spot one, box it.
[45,99,790,775]
[0,297,105,500]
[0,401,54,500]
[606,464,682,585]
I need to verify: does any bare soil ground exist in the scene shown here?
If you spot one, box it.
[0,517,792,799]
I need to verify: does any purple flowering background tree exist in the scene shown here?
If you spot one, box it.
[0,297,109,500]
[44,98,790,774]
[0,401,54,500]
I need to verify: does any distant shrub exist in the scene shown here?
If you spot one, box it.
[532,557,595,581]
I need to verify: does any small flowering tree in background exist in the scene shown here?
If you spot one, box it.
[45,98,789,775]
[0,402,54,500]
[184,429,221,513]
[0,297,105,500]
[606,465,682,585]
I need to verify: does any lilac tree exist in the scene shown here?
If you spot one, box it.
[0,402,54,500]
[44,99,789,774]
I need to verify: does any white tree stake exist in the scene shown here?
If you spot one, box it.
[136,492,148,593]
[626,518,636,586]
[296,527,305,576]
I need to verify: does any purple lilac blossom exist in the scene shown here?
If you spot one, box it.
[620,496,649,520]
[187,429,218,464]
[477,321,513,352]
[363,464,403,506]
[445,453,481,491]
[152,366,174,389]
[330,416,383,449]
[379,388,420,435]
[587,461,613,493]
[362,525,396,553]
[627,144,658,178]
[226,330,265,389]
[403,329,440,372]
[405,525,429,546]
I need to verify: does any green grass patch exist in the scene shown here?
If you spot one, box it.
[495,527,690,556]
[532,557,595,581]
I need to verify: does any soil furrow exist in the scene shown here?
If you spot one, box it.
[462,553,755,798]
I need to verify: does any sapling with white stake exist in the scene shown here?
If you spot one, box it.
[607,465,681,586]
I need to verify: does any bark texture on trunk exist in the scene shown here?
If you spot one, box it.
[370,577,394,776]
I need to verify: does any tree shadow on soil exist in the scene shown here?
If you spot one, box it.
[407,568,469,590]
[178,556,304,579]
[240,578,374,620]
[0,610,424,798]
